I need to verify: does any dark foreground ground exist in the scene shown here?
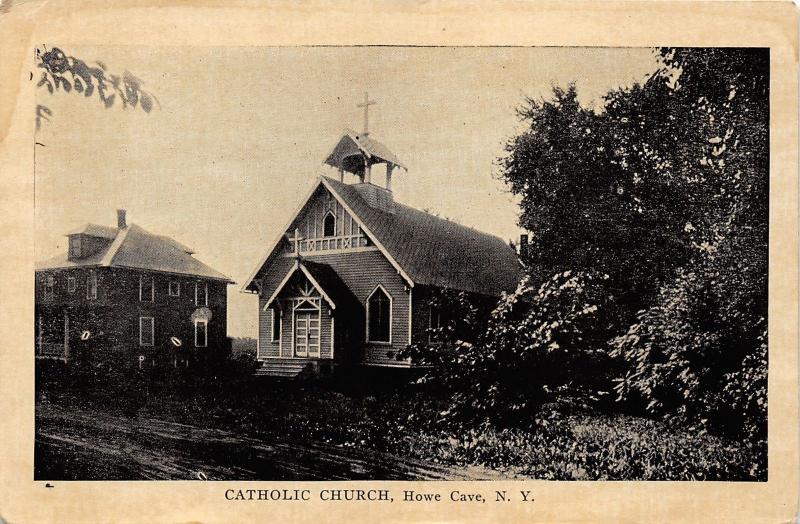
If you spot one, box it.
[34,365,765,481]
[36,401,504,481]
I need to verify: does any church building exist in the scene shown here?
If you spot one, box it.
[242,96,523,377]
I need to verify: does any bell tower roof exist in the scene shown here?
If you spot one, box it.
[322,92,407,187]
[323,129,406,175]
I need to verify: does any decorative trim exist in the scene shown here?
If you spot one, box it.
[242,177,414,292]
[366,284,392,344]
[320,177,414,287]
[263,260,336,311]
[281,246,380,257]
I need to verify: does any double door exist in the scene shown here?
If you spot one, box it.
[294,309,320,357]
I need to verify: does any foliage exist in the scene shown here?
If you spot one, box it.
[37,378,766,480]
[495,47,768,449]
[402,272,615,427]
[34,46,158,129]
[607,48,768,446]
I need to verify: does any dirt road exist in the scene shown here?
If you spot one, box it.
[35,402,508,481]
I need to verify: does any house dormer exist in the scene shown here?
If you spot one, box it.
[323,93,406,214]
[66,209,126,261]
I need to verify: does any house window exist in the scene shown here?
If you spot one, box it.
[367,285,392,343]
[139,316,154,346]
[86,271,97,299]
[195,320,208,348]
[69,237,81,258]
[323,212,336,237]
[169,280,180,297]
[44,275,54,299]
[195,282,208,306]
[67,276,76,293]
[271,308,281,342]
[139,275,154,302]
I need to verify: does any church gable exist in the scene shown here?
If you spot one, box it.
[288,186,373,255]
[243,179,412,294]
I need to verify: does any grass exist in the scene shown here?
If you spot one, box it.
[35,362,766,481]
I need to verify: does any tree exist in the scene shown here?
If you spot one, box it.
[609,49,768,443]
[495,47,768,442]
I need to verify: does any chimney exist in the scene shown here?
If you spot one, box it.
[117,209,127,229]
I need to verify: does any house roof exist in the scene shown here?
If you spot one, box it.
[65,223,118,239]
[37,223,232,282]
[245,176,523,298]
[324,129,406,173]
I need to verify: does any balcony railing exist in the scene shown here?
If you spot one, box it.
[295,234,369,253]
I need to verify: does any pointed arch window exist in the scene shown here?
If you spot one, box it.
[323,212,336,237]
[366,285,392,344]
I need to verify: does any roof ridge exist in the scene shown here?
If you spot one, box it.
[322,175,511,246]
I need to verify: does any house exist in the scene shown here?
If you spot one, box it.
[35,210,234,368]
[243,121,524,377]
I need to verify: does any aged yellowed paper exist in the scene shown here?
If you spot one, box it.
[0,1,797,523]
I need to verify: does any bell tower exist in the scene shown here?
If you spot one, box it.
[323,93,406,212]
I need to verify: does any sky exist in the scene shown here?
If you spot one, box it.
[34,46,661,337]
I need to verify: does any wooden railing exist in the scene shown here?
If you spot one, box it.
[295,234,369,253]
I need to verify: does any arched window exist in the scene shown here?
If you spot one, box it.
[323,212,336,237]
[367,285,391,343]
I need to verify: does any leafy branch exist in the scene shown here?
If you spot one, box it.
[34,46,159,129]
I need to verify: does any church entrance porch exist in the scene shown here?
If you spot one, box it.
[256,259,363,377]
[292,299,321,358]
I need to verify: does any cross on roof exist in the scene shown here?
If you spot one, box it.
[356,92,376,135]
[288,228,304,256]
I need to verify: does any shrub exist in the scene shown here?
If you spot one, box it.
[402,271,616,427]
[610,264,767,448]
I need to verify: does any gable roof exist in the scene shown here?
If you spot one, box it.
[37,223,232,282]
[263,259,361,312]
[244,176,523,297]
[324,129,406,173]
[322,177,523,297]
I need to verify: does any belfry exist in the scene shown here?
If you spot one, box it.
[323,92,406,192]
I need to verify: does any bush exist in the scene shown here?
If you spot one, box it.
[402,271,616,428]
[610,264,767,450]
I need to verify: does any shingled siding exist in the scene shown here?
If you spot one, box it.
[255,249,410,367]
[303,250,411,367]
